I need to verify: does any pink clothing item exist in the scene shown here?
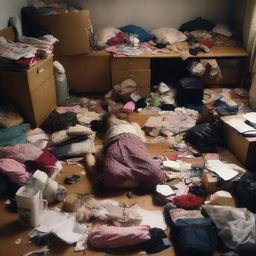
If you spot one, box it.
[0,158,31,185]
[174,183,190,196]
[107,32,128,46]
[101,133,166,189]
[105,46,122,57]
[88,225,150,248]
[123,101,135,114]
[0,144,43,163]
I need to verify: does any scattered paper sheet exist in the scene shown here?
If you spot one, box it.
[206,160,239,181]
[156,184,175,196]
[225,118,256,135]
[130,204,167,230]
[37,210,88,244]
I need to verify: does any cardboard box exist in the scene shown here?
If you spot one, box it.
[55,51,111,93]
[221,115,256,172]
[202,59,241,85]
[202,172,238,194]
[29,10,90,56]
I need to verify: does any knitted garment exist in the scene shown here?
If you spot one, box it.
[174,194,205,209]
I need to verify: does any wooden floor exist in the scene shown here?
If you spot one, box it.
[0,112,240,256]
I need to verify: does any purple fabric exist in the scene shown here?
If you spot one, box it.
[101,133,166,188]
[0,158,31,185]
[88,225,150,248]
[0,144,43,163]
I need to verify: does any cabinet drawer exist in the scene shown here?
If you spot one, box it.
[112,69,151,87]
[31,76,56,126]
[28,57,54,92]
[56,54,111,93]
[137,87,151,98]
[111,58,150,69]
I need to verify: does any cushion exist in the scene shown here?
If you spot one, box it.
[151,28,187,44]
[49,130,70,146]
[67,125,93,136]
[120,24,154,42]
[95,27,121,48]
[212,23,232,37]
[52,135,96,159]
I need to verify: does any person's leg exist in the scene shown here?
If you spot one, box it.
[84,153,97,175]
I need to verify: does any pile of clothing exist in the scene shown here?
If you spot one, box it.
[94,16,239,58]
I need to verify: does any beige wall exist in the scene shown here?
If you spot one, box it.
[0,0,27,29]
[68,0,233,31]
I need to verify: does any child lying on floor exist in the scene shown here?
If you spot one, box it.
[85,114,166,190]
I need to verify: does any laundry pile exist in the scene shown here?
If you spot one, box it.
[1,89,256,256]
[93,17,239,58]
[0,34,58,70]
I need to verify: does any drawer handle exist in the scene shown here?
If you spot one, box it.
[128,74,134,77]
[37,67,45,73]
[129,62,134,65]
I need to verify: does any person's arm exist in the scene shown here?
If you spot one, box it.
[131,122,146,143]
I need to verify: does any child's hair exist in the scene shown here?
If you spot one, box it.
[90,113,128,133]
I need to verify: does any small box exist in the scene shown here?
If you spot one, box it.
[221,115,256,172]
[202,172,237,194]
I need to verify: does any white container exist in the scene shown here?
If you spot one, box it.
[16,186,47,227]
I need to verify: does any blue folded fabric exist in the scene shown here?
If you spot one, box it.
[119,24,154,42]
[215,99,238,116]
[0,123,30,147]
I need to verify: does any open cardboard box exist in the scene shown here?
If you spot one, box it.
[221,115,256,172]
[28,10,91,56]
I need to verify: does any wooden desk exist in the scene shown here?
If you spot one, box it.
[114,46,248,58]
[111,46,249,97]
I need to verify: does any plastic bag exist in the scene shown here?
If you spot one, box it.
[236,173,256,213]
[202,205,256,252]
[184,122,224,153]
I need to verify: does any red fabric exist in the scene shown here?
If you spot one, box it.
[107,32,128,46]
[16,55,40,68]
[25,150,57,176]
[174,194,205,209]
[198,39,214,48]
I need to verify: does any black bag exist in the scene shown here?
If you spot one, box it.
[184,122,224,153]
[172,218,218,256]
[176,76,204,106]
[236,173,256,213]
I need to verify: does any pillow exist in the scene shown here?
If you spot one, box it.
[49,130,70,146]
[67,125,93,136]
[212,23,232,37]
[52,135,96,159]
[120,24,154,42]
[95,27,121,48]
[151,28,187,44]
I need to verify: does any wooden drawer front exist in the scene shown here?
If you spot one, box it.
[112,69,151,87]
[111,58,150,69]
[31,76,56,126]
[28,58,54,92]
[56,54,111,93]
[137,87,151,98]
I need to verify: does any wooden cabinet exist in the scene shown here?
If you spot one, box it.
[56,52,111,93]
[111,57,151,98]
[0,56,56,127]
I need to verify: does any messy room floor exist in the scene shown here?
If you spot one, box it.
[0,108,247,256]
